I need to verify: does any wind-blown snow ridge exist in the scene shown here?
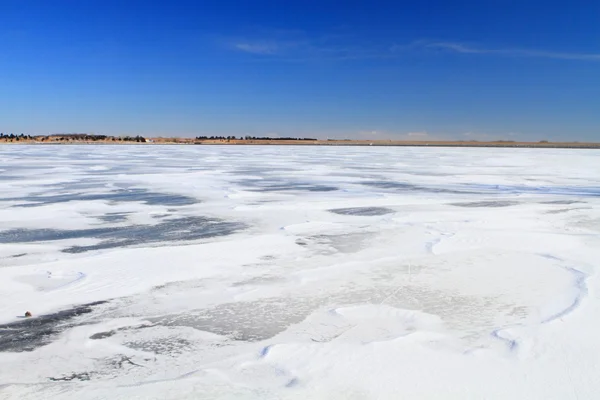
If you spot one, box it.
[487,253,591,353]
[538,255,590,324]
[48,272,87,291]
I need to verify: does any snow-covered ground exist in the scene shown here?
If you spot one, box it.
[0,145,599,399]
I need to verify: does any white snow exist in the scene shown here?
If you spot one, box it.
[0,145,599,399]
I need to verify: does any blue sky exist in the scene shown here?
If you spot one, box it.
[1,0,599,140]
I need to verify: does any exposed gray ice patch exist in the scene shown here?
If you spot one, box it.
[361,181,478,195]
[467,183,600,197]
[545,208,574,214]
[0,301,107,352]
[151,213,172,220]
[308,232,375,254]
[90,331,118,340]
[89,325,150,341]
[235,179,338,193]
[40,179,109,191]
[10,253,27,258]
[0,217,246,253]
[231,167,298,176]
[9,188,198,207]
[541,200,584,205]
[149,298,318,342]
[46,354,147,382]
[97,212,130,223]
[125,335,195,355]
[146,282,506,344]
[406,171,455,177]
[255,184,338,193]
[450,201,518,208]
[49,372,92,382]
[329,207,394,216]
[91,325,231,365]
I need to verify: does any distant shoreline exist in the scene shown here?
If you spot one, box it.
[193,139,600,149]
[1,138,599,149]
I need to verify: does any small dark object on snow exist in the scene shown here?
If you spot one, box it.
[24,311,32,317]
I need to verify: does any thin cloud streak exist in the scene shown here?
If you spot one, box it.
[228,36,600,62]
[230,39,393,61]
[422,41,600,61]
[233,42,281,55]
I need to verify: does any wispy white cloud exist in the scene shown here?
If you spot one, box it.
[227,34,600,62]
[407,131,428,137]
[420,41,600,61]
[355,130,436,140]
[462,131,534,141]
[230,38,390,61]
[233,42,281,55]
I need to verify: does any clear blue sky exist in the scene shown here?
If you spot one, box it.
[1,0,599,140]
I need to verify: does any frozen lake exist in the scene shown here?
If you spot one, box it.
[1,145,600,399]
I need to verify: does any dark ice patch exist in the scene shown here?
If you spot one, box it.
[466,184,600,197]
[545,209,573,214]
[362,181,477,195]
[151,213,172,220]
[406,171,455,177]
[10,188,198,207]
[236,179,337,193]
[90,324,150,340]
[367,181,600,198]
[47,355,143,382]
[49,372,91,382]
[90,331,117,340]
[540,200,584,205]
[0,301,106,352]
[0,175,23,181]
[450,201,518,208]
[329,207,394,216]
[97,212,130,223]
[150,298,311,342]
[40,179,109,191]
[10,253,27,258]
[125,337,195,355]
[231,167,297,176]
[252,184,337,193]
[0,216,245,253]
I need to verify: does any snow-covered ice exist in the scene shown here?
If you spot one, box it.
[0,145,599,399]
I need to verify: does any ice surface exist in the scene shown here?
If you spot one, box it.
[328,206,395,216]
[1,145,600,399]
[0,216,245,253]
[9,187,199,208]
[0,301,106,352]
[450,200,519,207]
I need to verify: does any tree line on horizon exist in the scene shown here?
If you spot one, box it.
[0,133,146,142]
[0,133,32,141]
[194,135,317,141]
